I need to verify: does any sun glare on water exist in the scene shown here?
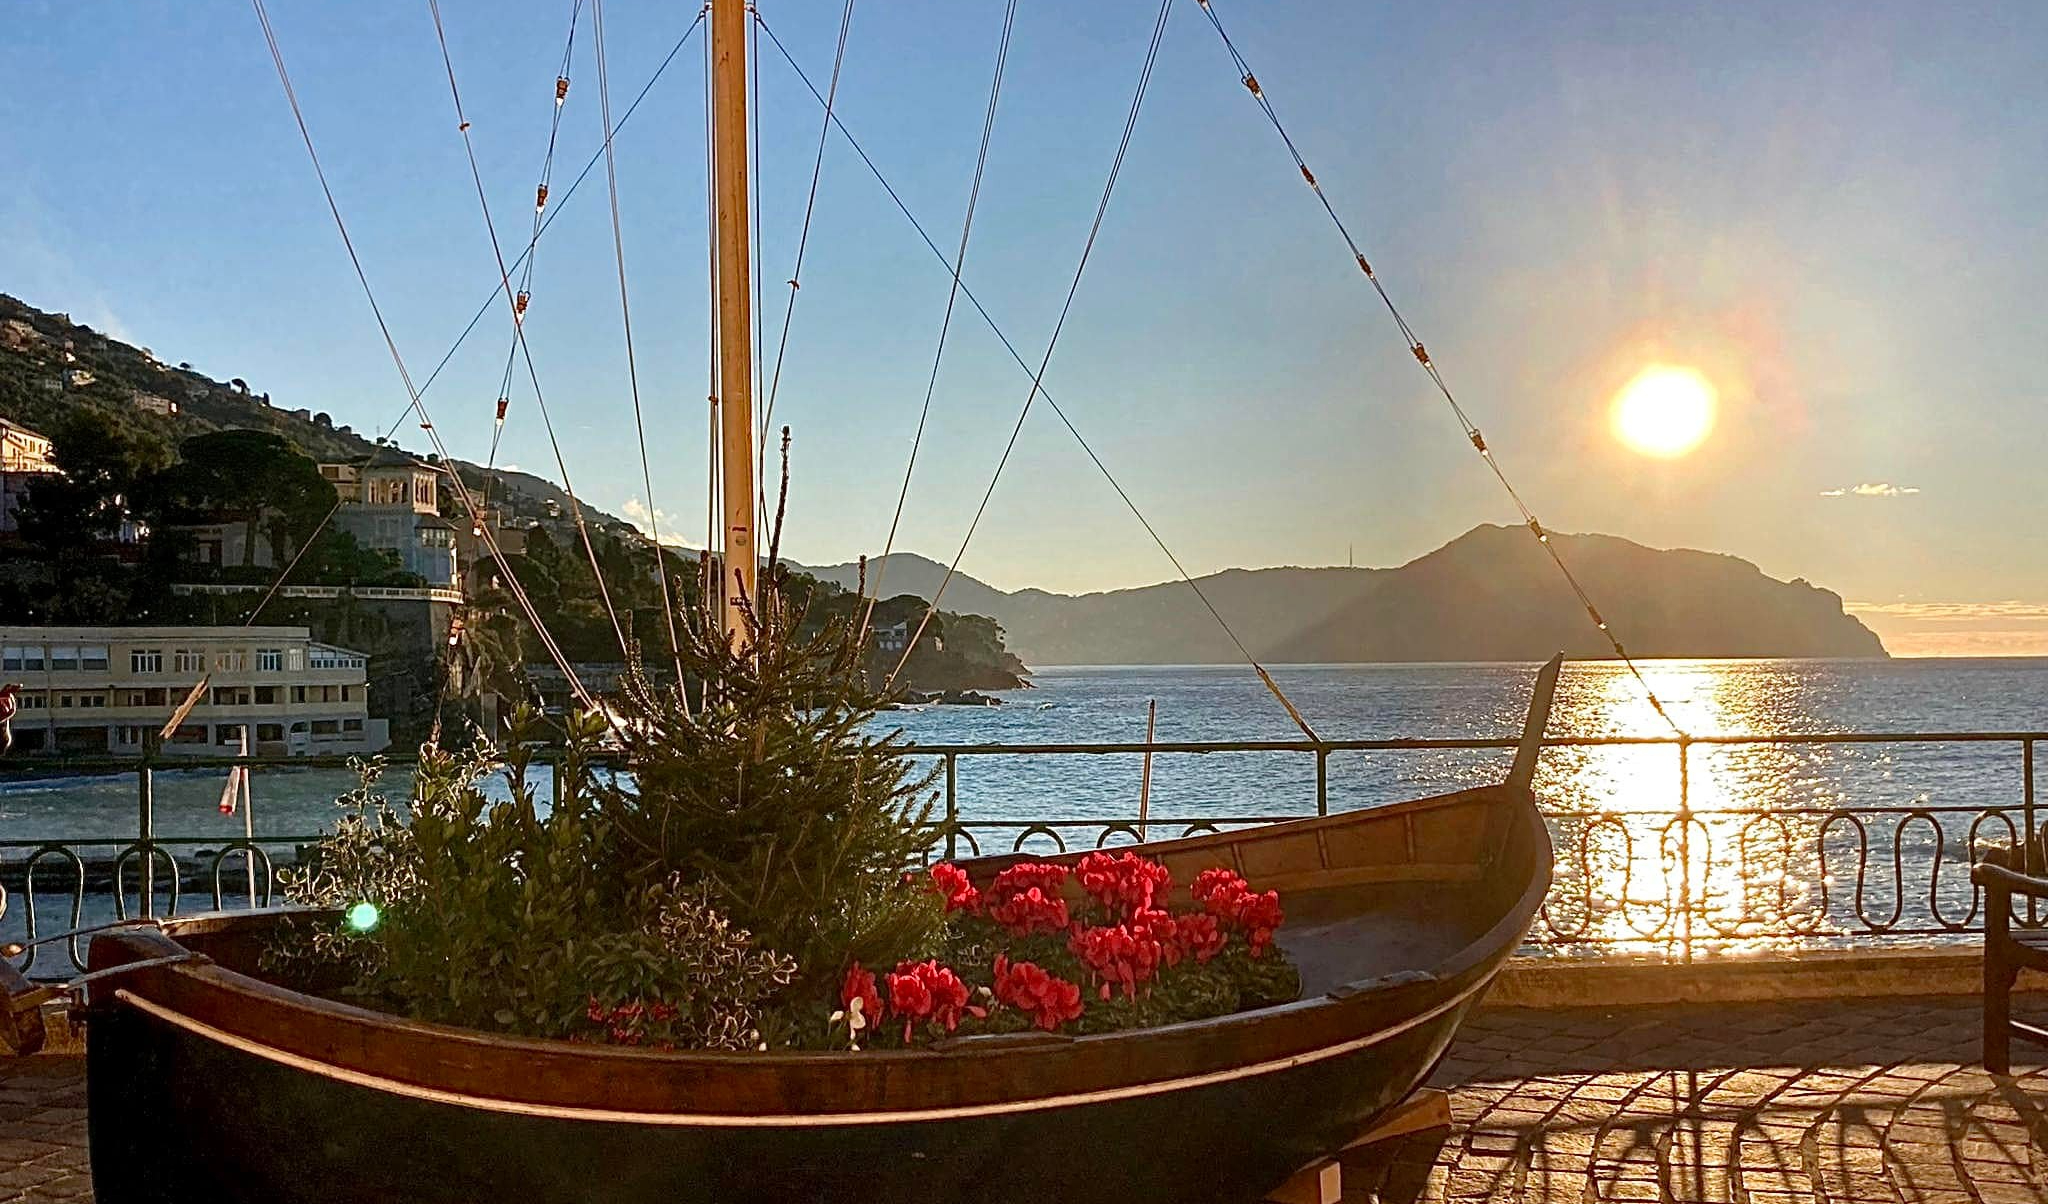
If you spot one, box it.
[1610,365,1717,458]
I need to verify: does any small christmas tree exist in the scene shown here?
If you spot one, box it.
[599,550,945,1002]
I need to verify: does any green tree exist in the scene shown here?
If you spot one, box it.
[157,430,333,566]
[14,407,169,551]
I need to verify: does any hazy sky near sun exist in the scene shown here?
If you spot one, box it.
[3,1,2043,642]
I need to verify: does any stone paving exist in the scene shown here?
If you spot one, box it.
[1357,996,2047,1204]
[0,995,2042,1203]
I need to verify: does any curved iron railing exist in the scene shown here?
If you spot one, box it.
[3,732,2039,976]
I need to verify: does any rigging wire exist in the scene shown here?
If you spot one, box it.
[1189,0,1683,736]
[858,0,1018,648]
[590,0,686,688]
[248,0,592,708]
[754,12,1320,741]
[756,0,855,482]
[487,0,585,481]
[379,10,707,445]
[424,0,633,663]
[879,1,1239,705]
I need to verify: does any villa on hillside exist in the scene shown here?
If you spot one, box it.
[0,417,59,537]
[319,447,460,589]
[0,625,387,757]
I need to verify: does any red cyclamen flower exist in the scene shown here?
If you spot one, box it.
[1075,851,1172,918]
[992,954,1085,1031]
[842,964,883,1021]
[1190,868,1284,956]
[885,960,978,1042]
[986,861,1069,907]
[1068,923,1165,999]
[988,886,1069,936]
[927,862,983,914]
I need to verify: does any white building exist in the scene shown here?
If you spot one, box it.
[0,418,60,536]
[320,448,460,588]
[0,626,388,758]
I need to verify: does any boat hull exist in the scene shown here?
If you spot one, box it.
[76,642,1567,1204]
[86,981,1475,1204]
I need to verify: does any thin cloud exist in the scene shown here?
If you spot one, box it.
[1820,482,1920,498]
[1848,601,2048,621]
[1847,600,2048,657]
[620,497,695,548]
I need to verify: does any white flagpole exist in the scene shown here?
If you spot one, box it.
[240,728,255,903]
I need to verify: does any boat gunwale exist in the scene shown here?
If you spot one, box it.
[84,785,1545,1109]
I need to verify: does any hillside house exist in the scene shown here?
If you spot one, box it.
[319,447,460,589]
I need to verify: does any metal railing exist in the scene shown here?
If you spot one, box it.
[4,732,2041,976]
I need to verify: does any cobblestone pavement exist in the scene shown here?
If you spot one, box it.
[0,1054,88,1203]
[1,996,2042,1203]
[1356,996,2047,1204]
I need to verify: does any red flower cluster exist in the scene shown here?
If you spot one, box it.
[927,862,982,914]
[1075,851,1172,917]
[987,861,1068,903]
[884,959,981,1042]
[1130,907,1226,967]
[988,886,1069,935]
[840,965,882,1023]
[992,955,1085,1031]
[1068,922,1165,999]
[582,995,680,1046]
[1191,868,1285,956]
[984,861,1071,935]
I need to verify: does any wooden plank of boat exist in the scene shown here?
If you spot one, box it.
[74,660,1562,1203]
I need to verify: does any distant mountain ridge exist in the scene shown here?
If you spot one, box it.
[798,526,1887,666]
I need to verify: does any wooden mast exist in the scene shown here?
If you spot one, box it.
[710,0,757,643]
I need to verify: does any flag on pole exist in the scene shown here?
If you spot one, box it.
[219,727,250,815]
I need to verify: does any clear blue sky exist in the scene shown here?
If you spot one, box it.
[4,1,2044,651]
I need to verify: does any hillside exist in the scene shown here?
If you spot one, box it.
[800,528,1887,665]
[0,292,624,530]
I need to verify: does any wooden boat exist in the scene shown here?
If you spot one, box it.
[73,658,1559,1204]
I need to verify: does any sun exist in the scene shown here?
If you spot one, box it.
[1609,365,1717,458]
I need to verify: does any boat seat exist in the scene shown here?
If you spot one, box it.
[1971,842,2048,1073]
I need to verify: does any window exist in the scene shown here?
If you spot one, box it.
[131,649,163,674]
[80,646,108,670]
[256,723,285,742]
[342,718,364,733]
[291,686,307,704]
[15,691,45,710]
[311,719,340,736]
[174,649,203,673]
[286,648,303,672]
[118,726,146,746]
[1,645,42,672]
[75,693,106,709]
[215,723,246,746]
[257,648,284,672]
[214,650,247,672]
[50,647,78,671]
[209,686,251,707]
[168,723,207,745]
[254,686,279,705]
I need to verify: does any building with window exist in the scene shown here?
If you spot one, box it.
[0,626,388,758]
[318,447,460,589]
[0,417,60,537]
